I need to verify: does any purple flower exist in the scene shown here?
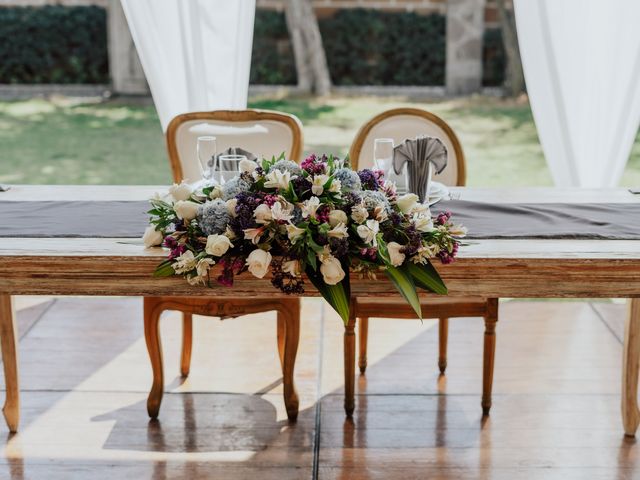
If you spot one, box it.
[358,169,380,190]
[301,154,326,175]
[435,211,452,226]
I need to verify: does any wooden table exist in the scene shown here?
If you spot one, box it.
[1,185,639,436]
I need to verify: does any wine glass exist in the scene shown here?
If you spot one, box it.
[373,138,394,176]
[197,136,217,182]
[218,154,246,184]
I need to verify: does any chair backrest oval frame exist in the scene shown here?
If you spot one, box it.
[348,107,467,187]
[166,109,304,183]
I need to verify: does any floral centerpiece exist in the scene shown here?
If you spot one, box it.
[144,153,466,323]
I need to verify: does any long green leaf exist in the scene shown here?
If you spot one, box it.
[306,265,351,324]
[153,260,175,277]
[406,261,448,295]
[385,265,422,319]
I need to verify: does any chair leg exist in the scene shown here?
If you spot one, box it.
[482,299,499,416]
[358,317,369,374]
[144,297,164,419]
[180,313,193,377]
[279,299,300,421]
[438,317,449,374]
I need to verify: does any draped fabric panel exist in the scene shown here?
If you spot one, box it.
[120,0,256,132]
[513,0,640,187]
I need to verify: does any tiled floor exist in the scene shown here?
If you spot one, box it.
[0,297,637,479]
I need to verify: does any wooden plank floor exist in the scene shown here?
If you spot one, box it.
[0,297,637,479]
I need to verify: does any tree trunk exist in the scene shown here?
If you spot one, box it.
[284,0,332,95]
[496,0,525,96]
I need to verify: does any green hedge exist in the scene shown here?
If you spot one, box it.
[320,9,445,86]
[251,10,296,85]
[0,6,108,84]
[0,6,504,87]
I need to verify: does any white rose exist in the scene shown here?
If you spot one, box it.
[174,200,199,221]
[169,182,193,201]
[226,198,238,217]
[205,234,234,257]
[328,222,349,239]
[320,256,345,285]
[387,241,406,266]
[254,203,272,224]
[246,249,272,279]
[328,209,348,227]
[282,260,301,277]
[142,225,163,247]
[286,224,306,243]
[356,219,380,246]
[397,193,419,214]
[239,159,258,173]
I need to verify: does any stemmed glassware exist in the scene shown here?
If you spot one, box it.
[218,154,247,184]
[197,136,217,183]
[373,137,408,192]
[373,138,394,175]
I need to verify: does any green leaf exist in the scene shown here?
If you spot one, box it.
[306,249,317,271]
[406,261,448,295]
[385,265,422,319]
[306,264,351,324]
[153,260,175,277]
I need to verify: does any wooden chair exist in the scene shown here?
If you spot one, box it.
[144,109,304,421]
[348,107,499,415]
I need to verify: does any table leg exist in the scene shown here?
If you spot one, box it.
[144,297,164,419]
[344,308,356,416]
[0,295,19,433]
[622,298,640,437]
[279,300,299,421]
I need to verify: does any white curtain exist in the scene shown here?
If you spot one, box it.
[120,0,256,132]
[514,0,640,187]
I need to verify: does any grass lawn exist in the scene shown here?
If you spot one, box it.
[1,94,639,186]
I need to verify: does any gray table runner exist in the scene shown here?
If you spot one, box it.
[1,199,640,240]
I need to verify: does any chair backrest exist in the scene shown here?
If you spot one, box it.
[166,109,304,183]
[348,107,466,187]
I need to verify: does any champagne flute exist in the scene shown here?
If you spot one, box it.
[373,138,394,176]
[197,136,217,182]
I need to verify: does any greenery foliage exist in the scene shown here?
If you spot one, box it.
[0,6,504,87]
[250,9,296,85]
[0,6,108,84]
[319,9,446,86]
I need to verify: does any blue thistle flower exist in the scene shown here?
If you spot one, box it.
[360,190,391,214]
[333,168,362,192]
[269,159,302,176]
[221,176,251,200]
[198,199,230,235]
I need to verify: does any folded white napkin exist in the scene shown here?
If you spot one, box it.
[393,136,447,201]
